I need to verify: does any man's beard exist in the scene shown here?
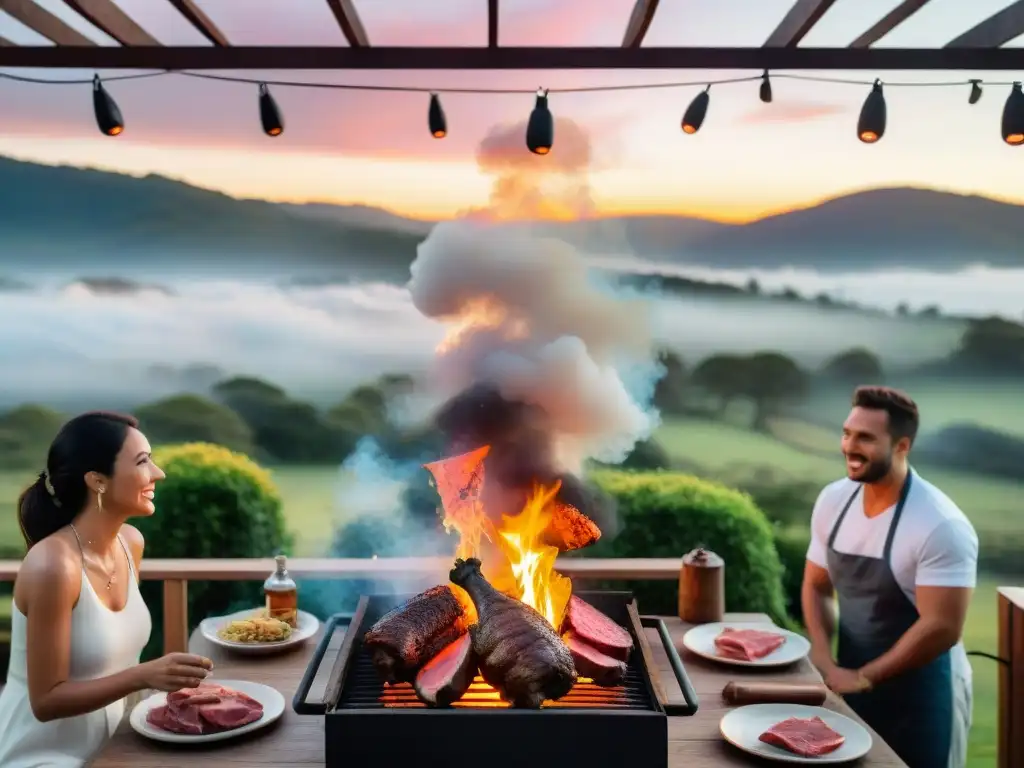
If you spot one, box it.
[847,451,892,484]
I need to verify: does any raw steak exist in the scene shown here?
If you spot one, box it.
[450,557,576,708]
[561,595,633,662]
[563,631,626,687]
[759,716,846,757]
[364,585,468,683]
[714,627,786,661]
[146,683,264,735]
[413,633,478,707]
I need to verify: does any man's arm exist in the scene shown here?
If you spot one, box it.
[859,518,977,687]
[801,561,838,674]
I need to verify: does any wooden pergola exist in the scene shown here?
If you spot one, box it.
[0,0,1023,70]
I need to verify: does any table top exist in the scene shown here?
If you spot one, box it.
[93,612,907,767]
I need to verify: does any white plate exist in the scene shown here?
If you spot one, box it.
[720,703,873,764]
[681,621,811,667]
[199,608,320,655]
[129,679,285,744]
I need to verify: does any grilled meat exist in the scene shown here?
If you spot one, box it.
[413,633,478,707]
[449,557,576,708]
[363,585,467,683]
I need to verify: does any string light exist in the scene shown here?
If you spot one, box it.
[91,74,123,136]
[2,69,1023,148]
[258,82,284,136]
[428,93,446,138]
[526,88,553,155]
[857,79,886,144]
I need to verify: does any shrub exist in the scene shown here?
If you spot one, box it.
[0,404,65,469]
[583,470,790,626]
[135,394,254,454]
[134,442,293,660]
[773,526,811,626]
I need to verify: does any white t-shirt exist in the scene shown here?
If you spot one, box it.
[806,471,978,681]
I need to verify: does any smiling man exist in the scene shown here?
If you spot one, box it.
[801,386,977,768]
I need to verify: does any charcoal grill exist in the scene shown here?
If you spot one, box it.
[294,590,699,768]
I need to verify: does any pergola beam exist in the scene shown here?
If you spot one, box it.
[324,0,369,47]
[1,45,1023,70]
[0,0,96,46]
[850,0,933,48]
[621,0,661,48]
[165,0,229,46]
[61,0,159,46]
[763,0,839,47]
[487,0,498,47]
[945,0,1024,48]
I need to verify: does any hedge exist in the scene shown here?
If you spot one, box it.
[133,442,292,661]
[583,469,791,627]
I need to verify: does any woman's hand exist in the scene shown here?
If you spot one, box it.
[138,653,214,692]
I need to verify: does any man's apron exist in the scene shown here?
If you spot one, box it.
[825,470,959,768]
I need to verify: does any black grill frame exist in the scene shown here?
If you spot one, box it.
[293,590,699,768]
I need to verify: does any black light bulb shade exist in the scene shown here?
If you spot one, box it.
[1001,82,1024,146]
[428,93,447,139]
[759,71,772,104]
[681,88,710,134]
[857,80,886,144]
[969,80,983,105]
[526,90,553,155]
[259,83,284,137]
[92,75,124,137]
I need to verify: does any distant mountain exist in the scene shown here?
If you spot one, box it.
[0,156,421,280]
[280,202,436,236]
[683,188,1024,271]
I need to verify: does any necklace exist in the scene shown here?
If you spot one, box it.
[69,523,117,591]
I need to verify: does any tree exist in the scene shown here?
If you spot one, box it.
[952,316,1024,375]
[819,347,885,385]
[0,404,65,469]
[690,354,748,415]
[744,352,810,432]
[652,349,687,415]
[135,394,254,453]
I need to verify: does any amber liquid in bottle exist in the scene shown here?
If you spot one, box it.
[264,554,298,628]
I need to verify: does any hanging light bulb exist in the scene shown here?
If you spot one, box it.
[92,74,123,137]
[968,79,983,105]
[1001,82,1024,146]
[258,83,284,137]
[526,88,553,155]
[759,70,773,104]
[428,93,447,139]
[681,86,710,135]
[857,79,886,144]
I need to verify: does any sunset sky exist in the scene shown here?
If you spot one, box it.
[2,0,1023,222]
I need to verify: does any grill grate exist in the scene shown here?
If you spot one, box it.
[338,645,655,710]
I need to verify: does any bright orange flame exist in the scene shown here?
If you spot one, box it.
[424,448,573,629]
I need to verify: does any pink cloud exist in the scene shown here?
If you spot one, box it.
[737,100,849,124]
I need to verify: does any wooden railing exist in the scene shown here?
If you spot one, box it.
[1,557,1021,766]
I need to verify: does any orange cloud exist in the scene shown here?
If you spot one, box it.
[737,101,848,125]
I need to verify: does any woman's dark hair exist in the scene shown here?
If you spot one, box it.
[17,411,138,548]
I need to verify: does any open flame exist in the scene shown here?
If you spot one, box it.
[425,448,574,629]
[434,297,529,356]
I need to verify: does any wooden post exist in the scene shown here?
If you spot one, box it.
[162,579,189,655]
[997,587,1024,768]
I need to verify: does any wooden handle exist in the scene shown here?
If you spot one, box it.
[722,681,828,706]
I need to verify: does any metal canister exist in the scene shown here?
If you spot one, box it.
[678,547,725,624]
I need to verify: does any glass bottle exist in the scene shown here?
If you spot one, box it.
[264,554,298,627]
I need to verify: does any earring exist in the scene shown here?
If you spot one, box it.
[97,487,105,512]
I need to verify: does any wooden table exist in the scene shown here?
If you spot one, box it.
[93,613,907,767]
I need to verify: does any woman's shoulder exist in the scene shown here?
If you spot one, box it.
[17,533,81,603]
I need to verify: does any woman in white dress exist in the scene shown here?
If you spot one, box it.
[0,411,214,767]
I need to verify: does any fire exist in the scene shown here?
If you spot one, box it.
[424,448,574,629]
[434,297,528,356]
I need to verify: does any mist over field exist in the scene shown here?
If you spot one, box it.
[0,264,975,411]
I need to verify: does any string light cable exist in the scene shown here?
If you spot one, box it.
[1,68,1022,151]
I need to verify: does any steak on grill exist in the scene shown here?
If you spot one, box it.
[413,632,478,707]
[759,716,846,757]
[363,585,468,683]
[450,557,576,708]
[714,627,786,661]
[145,683,264,735]
[563,631,626,687]
[562,595,633,662]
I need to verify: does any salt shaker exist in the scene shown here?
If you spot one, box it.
[678,547,725,624]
